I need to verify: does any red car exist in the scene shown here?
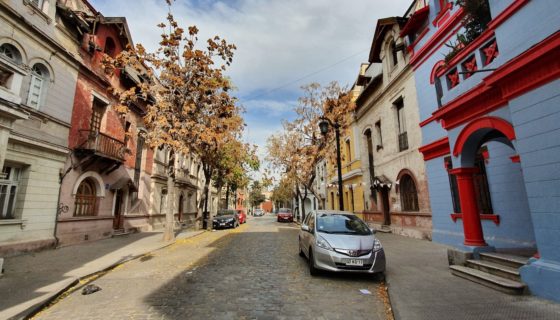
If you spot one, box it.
[236,209,247,224]
[277,208,293,222]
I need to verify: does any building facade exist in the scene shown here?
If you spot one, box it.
[407,0,560,301]
[324,66,366,217]
[0,0,81,255]
[354,16,432,239]
[53,1,158,245]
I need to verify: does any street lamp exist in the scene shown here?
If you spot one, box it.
[318,117,344,211]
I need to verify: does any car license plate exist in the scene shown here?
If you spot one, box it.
[345,259,364,266]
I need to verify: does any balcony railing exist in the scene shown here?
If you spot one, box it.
[76,130,126,161]
[398,132,409,151]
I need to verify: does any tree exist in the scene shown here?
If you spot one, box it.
[214,140,259,209]
[266,82,354,220]
[248,180,266,209]
[271,177,295,210]
[102,2,241,240]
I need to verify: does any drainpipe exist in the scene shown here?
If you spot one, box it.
[53,169,63,248]
[53,151,75,247]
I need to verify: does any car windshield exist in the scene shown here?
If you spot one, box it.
[279,209,290,213]
[316,214,371,235]
[217,210,236,216]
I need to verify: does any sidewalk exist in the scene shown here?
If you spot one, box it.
[0,229,204,320]
[377,233,560,320]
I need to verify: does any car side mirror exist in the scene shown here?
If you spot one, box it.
[301,225,310,232]
[369,226,376,234]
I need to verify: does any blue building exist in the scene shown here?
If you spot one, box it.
[401,0,560,301]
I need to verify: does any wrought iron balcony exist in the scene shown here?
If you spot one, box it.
[398,132,409,152]
[76,130,126,162]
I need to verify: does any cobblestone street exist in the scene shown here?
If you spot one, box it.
[35,215,388,320]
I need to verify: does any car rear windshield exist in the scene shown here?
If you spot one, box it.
[217,210,236,216]
[279,208,291,213]
[316,214,371,235]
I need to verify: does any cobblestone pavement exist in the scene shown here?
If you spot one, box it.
[35,215,387,320]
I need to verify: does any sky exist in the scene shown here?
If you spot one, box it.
[90,0,412,177]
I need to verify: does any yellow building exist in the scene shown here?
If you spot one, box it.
[325,64,368,217]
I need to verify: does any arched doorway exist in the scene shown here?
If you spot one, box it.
[451,116,533,247]
[399,174,419,212]
[74,179,98,216]
[178,193,184,222]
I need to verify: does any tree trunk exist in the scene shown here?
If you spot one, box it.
[163,172,175,241]
[202,167,213,230]
[300,186,308,222]
[225,184,230,209]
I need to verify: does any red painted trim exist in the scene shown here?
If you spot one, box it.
[412,0,528,72]
[430,31,560,130]
[449,167,479,175]
[419,137,450,161]
[433,2,453,27]
[410,8,464,68]
[411,27,430,52]
[436,30,495,77]
[420,114,438,127]
[453,117,516,156]
[430,60,446,84]
[450,167,487,246]
[450,213,500,225]
[487,0,529,30]
[400,6,430,37]
[510,155,521,163]
[484,31,560,100]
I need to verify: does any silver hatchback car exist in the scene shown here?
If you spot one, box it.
[298,210,385,277]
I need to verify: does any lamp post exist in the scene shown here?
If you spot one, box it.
[318,117,344,211]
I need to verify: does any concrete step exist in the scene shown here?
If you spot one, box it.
[112,229,133,237]
[371,224,392,233]
[479,252,529,269]
[450,265,526,295]
[466,259,521,281]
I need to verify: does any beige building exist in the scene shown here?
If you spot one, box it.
[150,149,203,231]
[0,0,83,255]
[354,17,431,239]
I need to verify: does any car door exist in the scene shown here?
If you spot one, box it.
[301,211,315,256]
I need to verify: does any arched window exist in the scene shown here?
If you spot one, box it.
[400,174,419,211]
[74,179,98,216]
[27,63,50,109]
[104,37,116,58]
[0,43,22,64]
[391,41,398,66]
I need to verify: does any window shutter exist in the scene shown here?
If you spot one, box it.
[27,74,43,109]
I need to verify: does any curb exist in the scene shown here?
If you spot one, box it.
[13,230,206,320]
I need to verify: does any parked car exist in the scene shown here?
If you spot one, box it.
[254,209,264,217]
[298,210,385,277]
[236,209,247,224]
[277,208,293,223]
[213,209,239,229]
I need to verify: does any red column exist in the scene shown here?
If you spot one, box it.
[450,167,487,246]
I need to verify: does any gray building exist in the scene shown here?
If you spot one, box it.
[0,0,79,255]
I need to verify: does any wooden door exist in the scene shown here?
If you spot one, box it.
[113,190,124,229]
[381,188,391,226]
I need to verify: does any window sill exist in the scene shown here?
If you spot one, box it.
[0,219,27,229]
[22,0,52,24]
[432,2,453,27]
[450,213,500,225]
[58,216,114,222]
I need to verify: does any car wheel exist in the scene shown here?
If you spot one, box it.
[308,249,319,276]
[373,272,386,282]
[298,239,305,257]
